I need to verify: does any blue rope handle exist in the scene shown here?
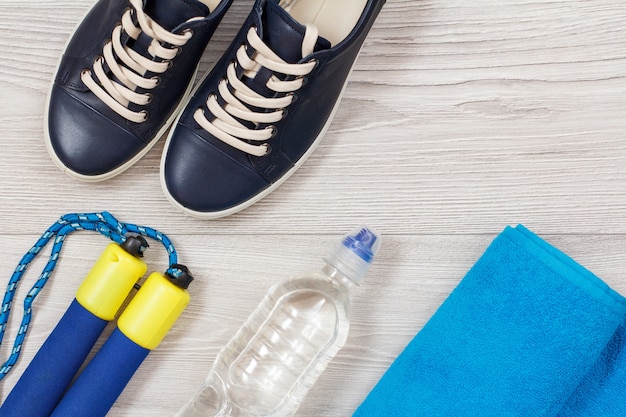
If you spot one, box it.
[0,211,179,380]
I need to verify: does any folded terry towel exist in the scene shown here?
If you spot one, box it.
[354,225,626,417]
[557,323,626,416]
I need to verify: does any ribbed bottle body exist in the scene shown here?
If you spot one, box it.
[177,270,351,417]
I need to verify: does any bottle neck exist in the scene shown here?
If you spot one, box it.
[322,263,357,289]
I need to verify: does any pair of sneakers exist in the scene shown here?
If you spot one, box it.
[45,0,385,219]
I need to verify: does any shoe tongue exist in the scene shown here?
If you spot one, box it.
[143,0,209,32]
[261,0,331,63]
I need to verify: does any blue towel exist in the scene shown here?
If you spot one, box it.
[354,225,626,417]
[557,323,626,416]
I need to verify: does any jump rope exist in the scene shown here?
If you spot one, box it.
[0,211,192,417]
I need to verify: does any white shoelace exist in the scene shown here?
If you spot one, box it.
[193,25,319,157]
[81,0,197,123]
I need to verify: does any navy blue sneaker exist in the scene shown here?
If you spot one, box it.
[161,0,385,218]
[45,0,232,181]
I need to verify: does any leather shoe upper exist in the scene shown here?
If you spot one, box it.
[161,0,385,217]
[46,0,232,180]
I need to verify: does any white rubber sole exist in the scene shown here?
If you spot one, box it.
[43,3,200,183]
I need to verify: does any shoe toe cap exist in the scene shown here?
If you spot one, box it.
[47,86,146,178]
[162,126,269,216]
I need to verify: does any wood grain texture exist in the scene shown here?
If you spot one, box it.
[0,0,625,415]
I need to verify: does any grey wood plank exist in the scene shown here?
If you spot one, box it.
[0,0,625,415]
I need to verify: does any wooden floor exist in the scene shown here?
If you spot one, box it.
[1,0,626,415]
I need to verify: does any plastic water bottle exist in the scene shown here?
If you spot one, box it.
[176,226,381,417]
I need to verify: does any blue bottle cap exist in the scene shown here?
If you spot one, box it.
[325,226,381,284]
[342,227,380,263]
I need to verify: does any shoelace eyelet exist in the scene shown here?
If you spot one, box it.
[145,93,153,104]
[140,110,149,122]
[152,76,162,86]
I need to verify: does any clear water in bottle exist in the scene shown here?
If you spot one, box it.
[176,227,381,417]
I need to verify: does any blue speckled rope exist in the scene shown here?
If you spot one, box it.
[0,212,179,380]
